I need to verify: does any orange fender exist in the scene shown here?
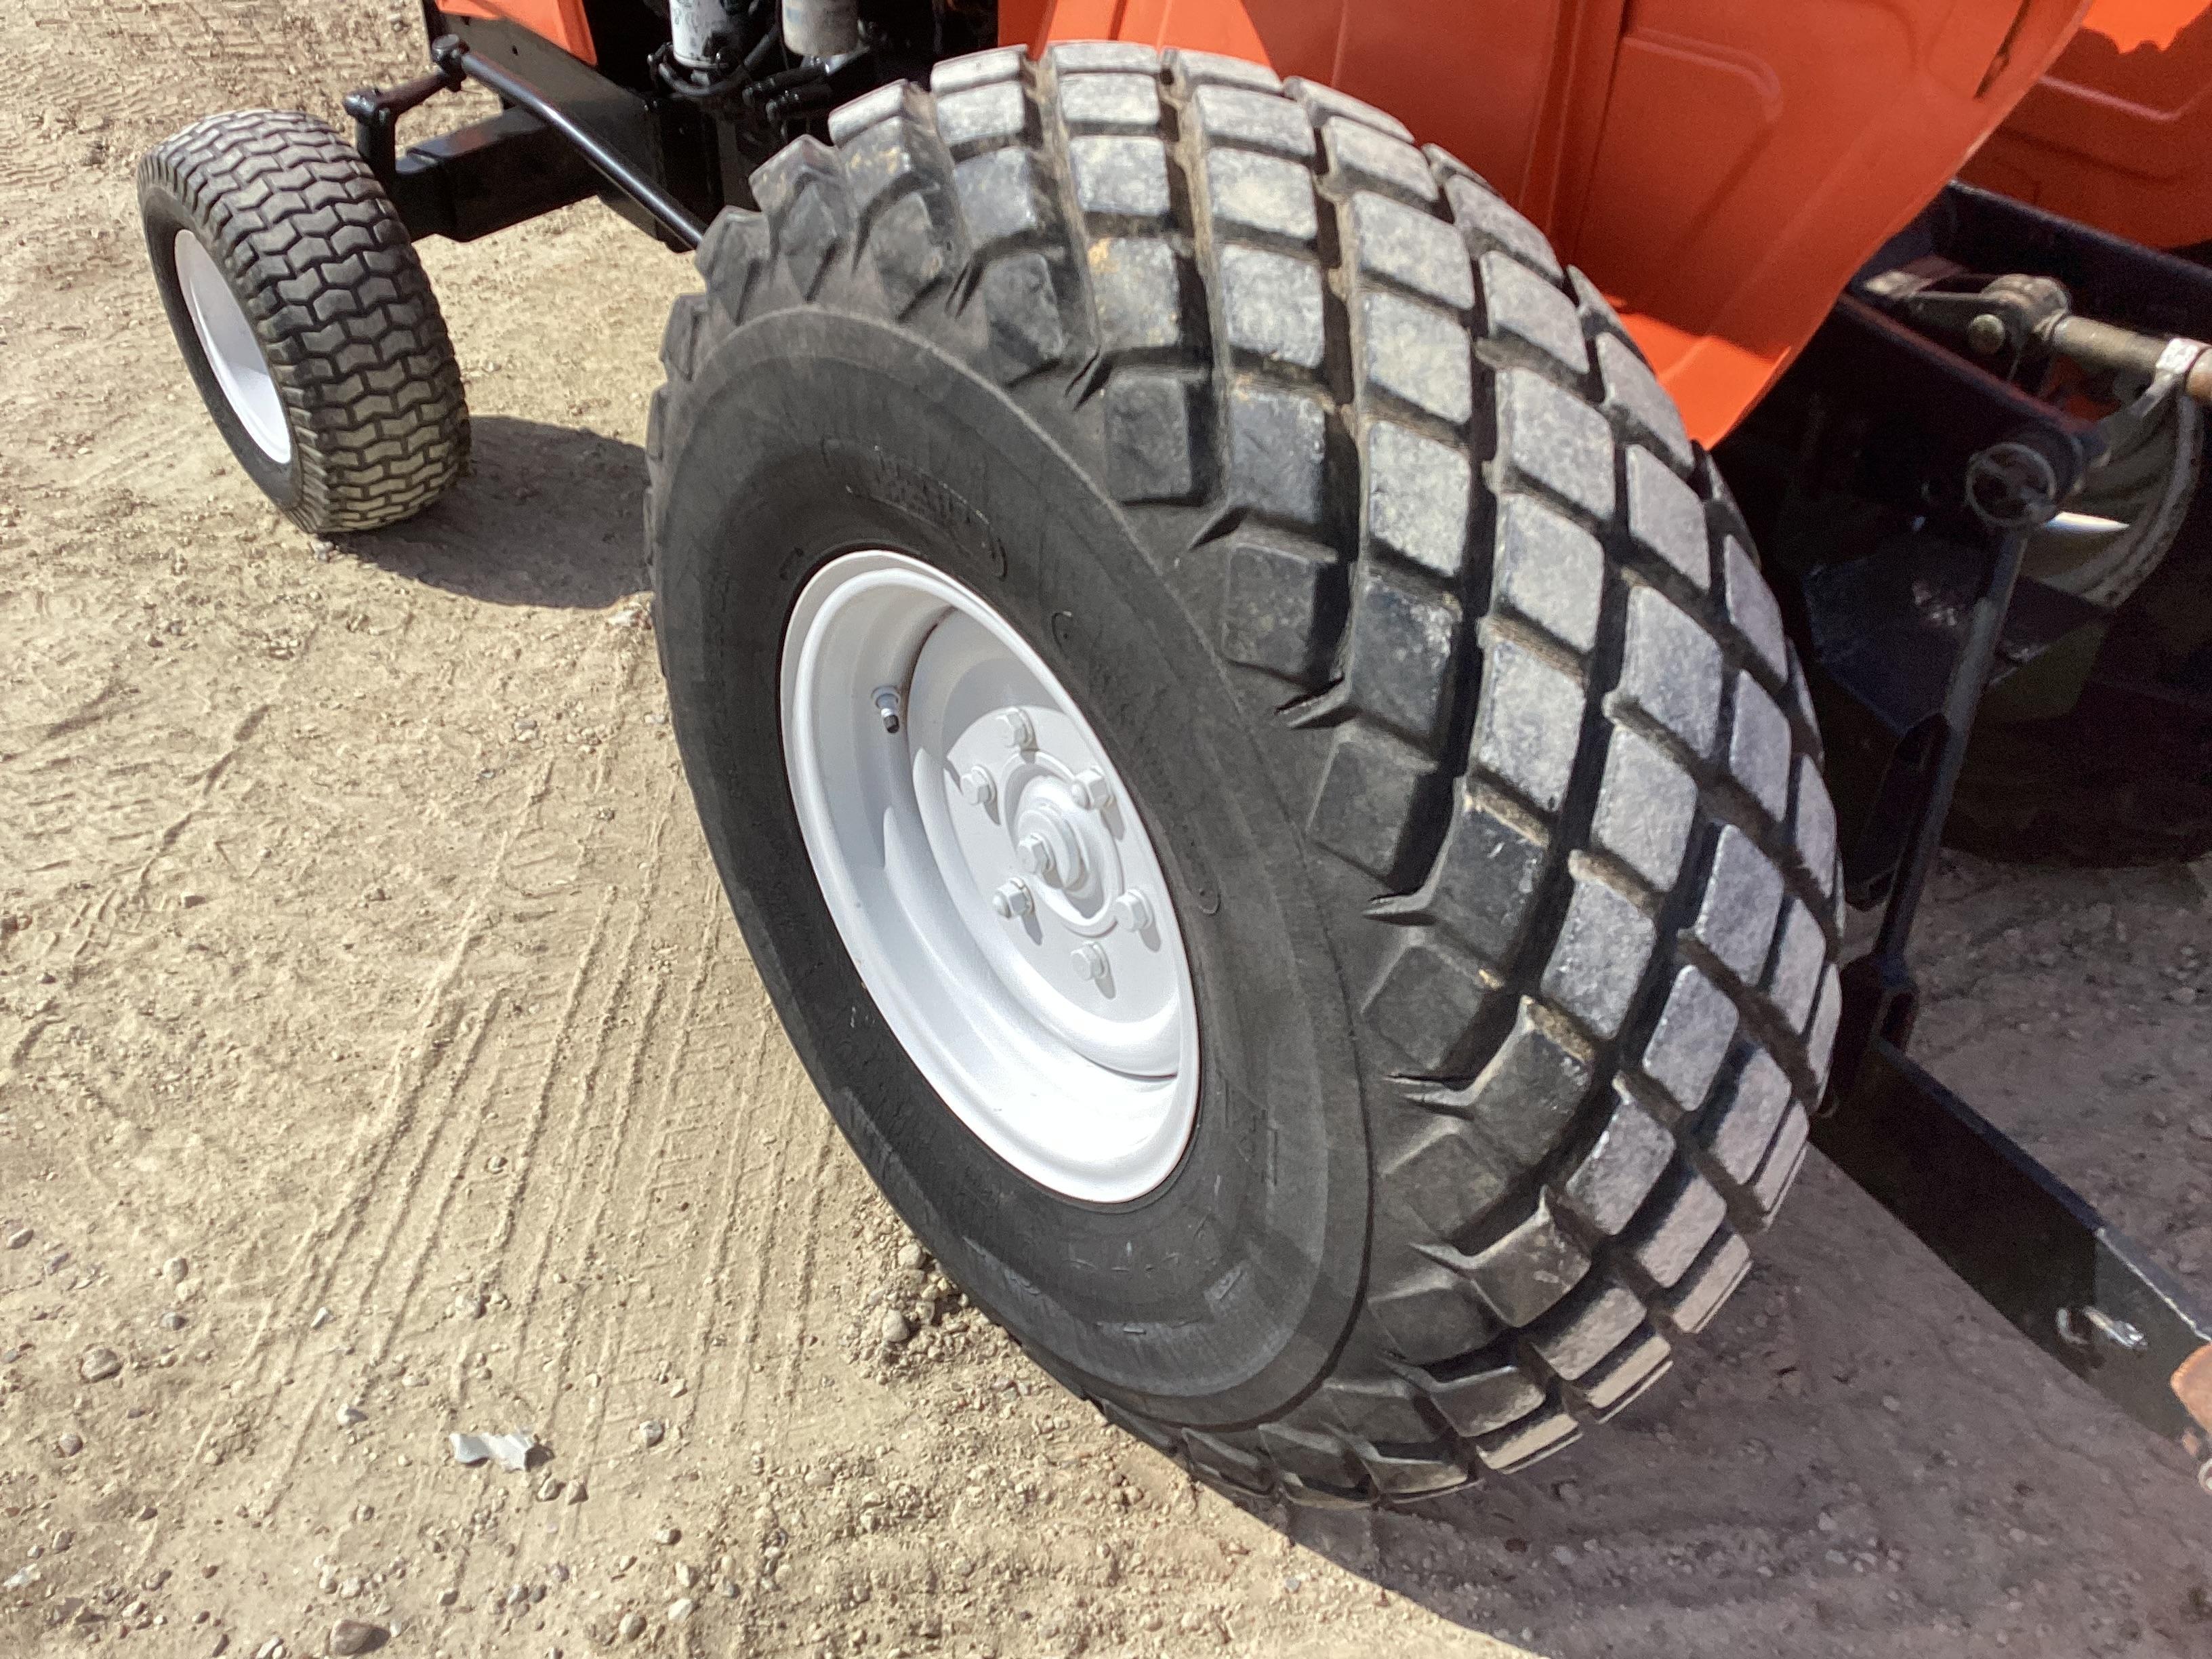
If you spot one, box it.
[1968,0,2212,251]
[438,1,597,64]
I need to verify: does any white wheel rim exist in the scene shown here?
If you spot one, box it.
[781,551,1200,1203]
[173,229,292,465]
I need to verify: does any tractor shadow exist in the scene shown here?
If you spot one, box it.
[1222,1151,2209,1658]
[346,415,649,610]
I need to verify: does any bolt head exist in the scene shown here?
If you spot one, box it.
[990,881,1032,919]
[997,708,1035,750]
[1016,834,1057,882]
[1070,943,1107,983]
[1112,890,1153,933]
[958,767,996,808]
[1965,312,2009,356]
[1070,769,1113,811]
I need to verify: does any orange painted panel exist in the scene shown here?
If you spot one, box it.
[1967,0,2212,249]
[1017,0,2090,442]
[440,0,597,64]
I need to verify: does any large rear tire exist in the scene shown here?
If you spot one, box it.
[649,45,1845,1504]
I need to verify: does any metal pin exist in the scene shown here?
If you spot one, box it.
[873,687,903,734]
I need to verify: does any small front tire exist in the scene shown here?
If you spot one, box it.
[139,110,468,535]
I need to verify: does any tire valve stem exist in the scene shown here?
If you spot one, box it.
[873,687,903,735]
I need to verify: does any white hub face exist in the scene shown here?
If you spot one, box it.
[173,229,292,466]
[780,551,1200,1203]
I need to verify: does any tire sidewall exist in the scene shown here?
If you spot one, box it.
[653,305,1371,1430]
[140,180,306,516]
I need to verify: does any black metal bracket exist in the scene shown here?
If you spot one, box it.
[343,62,463,181]
[1815,1040,2212,1476]
[430,34,710,249]
[1799,441,2212,1490]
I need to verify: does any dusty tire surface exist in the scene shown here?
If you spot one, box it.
[138,110,468,535]
[649,43,1845,1504]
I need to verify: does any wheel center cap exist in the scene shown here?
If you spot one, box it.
[1014,799,1087,890]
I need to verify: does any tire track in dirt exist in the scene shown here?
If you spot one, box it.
[216,757,552,1504]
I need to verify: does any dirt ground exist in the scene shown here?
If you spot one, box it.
[4,5,2211,1657]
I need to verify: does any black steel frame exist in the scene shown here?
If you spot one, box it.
[340,5,2212,1492]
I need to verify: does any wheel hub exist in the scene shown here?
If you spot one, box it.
[779,551,1200,1203]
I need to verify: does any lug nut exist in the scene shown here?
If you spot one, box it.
[1112,889,1153,933]
[1070,942,1108,982]
[997,708,1035,750]
[990,881,1033,919]
[1016,834,1058,884]
[873,687,904,734]
[1070,769,1113,811]
[958,766,996,808]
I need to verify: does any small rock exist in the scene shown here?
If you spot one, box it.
[337,1575,363,1599]
[565,1476,588,1504]
[53,1530,74,1551]
[897,1243,926,1270]
[337,1403,367,1427]
[717,1579,739,1599]
[136,1506,157,1523]
[617,1612,646,1640]
[537,1477,564,1502]
[2191,1118,2212,1143]
[666,1598,695,1624]
[56,1431,83,1457]
[505,1583,530,1609]
[1817,1511,1839,1533]
[2173,987,2201,1007]
[637,1421,665,1450]
[1881,1394,1902,1412]
[310,1307,332,1330]
[3,1225,29,1250]
[1550,1545,1577,1566]
[329,1620,386,1656]
[159,1311,188,1331]
[880,1311,915,1346]
[653,1525,680,1547]
[435,1589,457,1608]
[253,1640,285,1659]
[453,1290,487,1319]
[80,1346,124,1383]
[551,1563,571,1584]
[163,1257,190,1282]
[674,1563,697,1589]
[1552,1481,1580,1507]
